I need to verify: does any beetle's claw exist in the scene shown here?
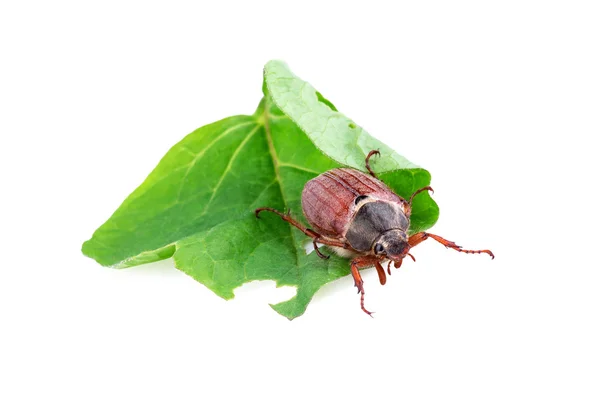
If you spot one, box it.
[360,304,375,317]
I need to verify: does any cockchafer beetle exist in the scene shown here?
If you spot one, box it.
[255,150,494,316]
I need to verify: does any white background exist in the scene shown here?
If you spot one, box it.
[1,1,599,399]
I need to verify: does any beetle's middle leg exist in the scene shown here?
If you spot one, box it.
[311,238,330,260]
[255,207,346,258]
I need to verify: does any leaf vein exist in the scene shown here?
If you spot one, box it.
[263,98,301,281]
[278,163,321,175]
[176,120,257,201]
[199,123,262,215]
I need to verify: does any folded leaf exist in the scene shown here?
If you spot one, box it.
[82,62,439,319]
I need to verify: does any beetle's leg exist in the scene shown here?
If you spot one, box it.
[408,232,495,259]
[312,239,330,259]
[350,261,371,317]
[255,207,320,238]
[314,237,349,249]
[255,207,347,254]
[374,261,386,285]
[388,253,416,275]
[350,256,379,317]
[365,150,380,179]
[408,186,434,206]
[394,258,403,270]
[309,229,350,250]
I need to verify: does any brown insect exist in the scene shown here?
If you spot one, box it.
[255,150,494,316]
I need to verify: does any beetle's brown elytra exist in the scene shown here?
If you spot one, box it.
[255,150,494,316]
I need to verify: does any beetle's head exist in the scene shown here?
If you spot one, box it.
[372,229,409,261]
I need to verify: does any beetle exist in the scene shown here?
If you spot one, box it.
[255,150,494,316]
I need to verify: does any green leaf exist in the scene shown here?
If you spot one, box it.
[82,61,439,319]
[264,60,438,233]
[264,60,418,173]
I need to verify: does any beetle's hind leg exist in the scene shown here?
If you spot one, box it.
[365,150,380,178]
[255,207,346,255]
[255,207,319,238]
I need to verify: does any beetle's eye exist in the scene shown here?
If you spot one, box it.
[374,243,384,254]
[355,195,368,205]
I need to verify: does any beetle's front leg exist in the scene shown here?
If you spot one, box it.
[408,232,494,259]
[350,256,380,317]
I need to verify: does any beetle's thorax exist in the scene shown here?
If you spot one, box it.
[344,199,410,253]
